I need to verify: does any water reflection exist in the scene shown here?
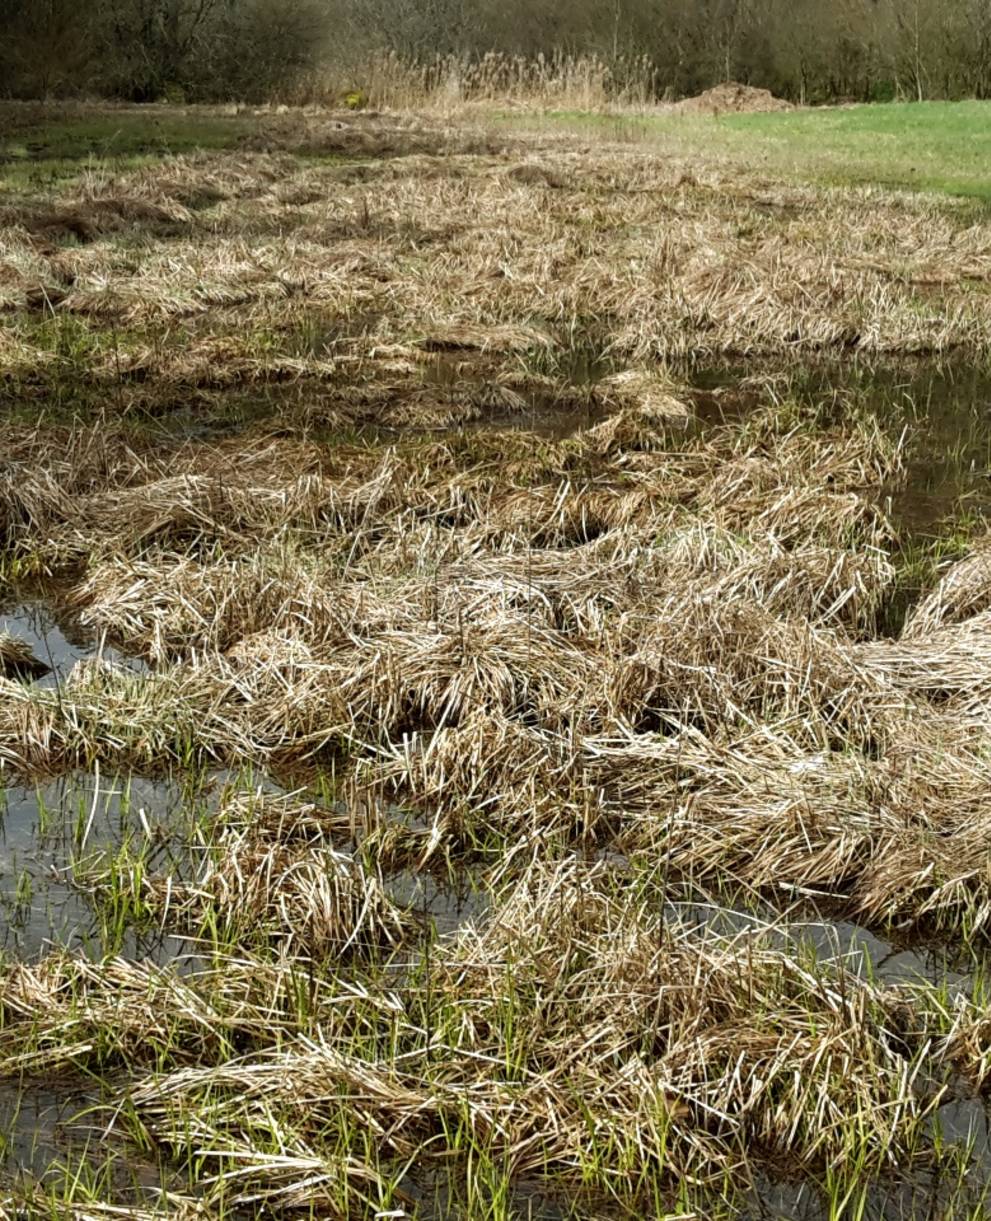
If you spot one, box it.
[689,357,991,537]
[0,597,147,689]
[0,771,187,960]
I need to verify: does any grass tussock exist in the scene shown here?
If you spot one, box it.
[903,531,991,636]
[142,792,410,955]
[0,867,946,1213]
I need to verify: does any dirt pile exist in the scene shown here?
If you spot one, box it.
[676,81,793,115]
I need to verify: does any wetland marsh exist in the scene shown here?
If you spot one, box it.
[6,101,991,1218]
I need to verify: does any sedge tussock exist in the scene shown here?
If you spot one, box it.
[93,865,942,1208]
[481,481,686,548]
[0,196,190,246]
[71,467,347,555]
[7,133,991,362]
[5,398,888,573]
[67,522,878,696]
[48,492,900,777]
[354,711,596,859]
[854,610,991,706]
[337,617,590,734]
[720,414,906,487]
[479,431,896,554]
[650,523,896,635]
[0,665,216,774]
[0,953,309,1075]
[416,322,553,354]
[595,368,693,426]
[136,792,409,954]
[0,422,154,563]
[70,548,346,662]
[567,405,688,458]
[903,533,991,637]
[600,595,884,736]
[0,1194,209,1220]
[590,714,991,935]
[447,522,892,637]
[940,993,991,1093]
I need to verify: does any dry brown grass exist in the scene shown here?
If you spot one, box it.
[0,630,49,680]
[137,792,410,954]
[5,108,991,1217]
[3,114,991,389]
[0,952,317,1076]
[0,865,946,1210]
[903,532,991,635]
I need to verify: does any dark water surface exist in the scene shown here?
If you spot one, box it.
[0,771,190,960]
[690,357,991,536]
[0,595,148,689]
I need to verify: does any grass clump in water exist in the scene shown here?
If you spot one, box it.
[6,108,991,1217]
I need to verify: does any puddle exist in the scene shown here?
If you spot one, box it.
[664,899,976,991]
[202,765,290,801]
[931,1094,991,1162]
[386,868,490,936]
[403,1167,609,1221]
[737,1095,991,1220]
[0,766,473,963]
[0,771,192,961]
[408,1143,991,1221]
[0,1080,95,1180]
[0,1077,180,1210]
[745,1154,991,1220]
[791,916,974,990]
[868,362,991,536]
[0,596,147,689]
[688,358,991,538]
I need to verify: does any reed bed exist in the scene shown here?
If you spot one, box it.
[5,109,991,1217]
[299,50,658,113]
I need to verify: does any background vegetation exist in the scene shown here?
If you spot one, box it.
[6,0,991,106]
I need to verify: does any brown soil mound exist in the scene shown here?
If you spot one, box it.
[675,82,792,116]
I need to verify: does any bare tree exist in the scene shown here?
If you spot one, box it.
[3,0,991,106]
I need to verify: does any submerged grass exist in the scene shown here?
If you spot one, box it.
[6,105,991,1217]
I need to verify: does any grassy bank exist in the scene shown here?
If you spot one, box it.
[510,99,991,201]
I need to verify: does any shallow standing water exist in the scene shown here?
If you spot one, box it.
[0,595,147,689]
[689,358,991,536]
[6,359,991,1214]
[0,771,194,960]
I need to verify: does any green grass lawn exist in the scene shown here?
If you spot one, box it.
[722,101,991,199]
[1,107,256,159]
[516,100,991,202]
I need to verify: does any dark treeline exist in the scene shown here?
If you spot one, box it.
[0,0,328,102]
[3,0,991,104]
